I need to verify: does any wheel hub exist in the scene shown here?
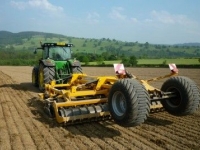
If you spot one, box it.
[112,91,127,117]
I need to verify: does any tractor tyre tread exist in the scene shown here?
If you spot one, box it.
[39,64,55,91]
[73,66,82,74]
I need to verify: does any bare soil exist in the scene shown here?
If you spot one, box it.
[0,66,200,150]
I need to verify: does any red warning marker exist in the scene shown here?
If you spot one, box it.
[169,64,178,73]
[114,64,125,75]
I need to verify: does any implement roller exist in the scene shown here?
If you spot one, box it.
[39,64,200,127]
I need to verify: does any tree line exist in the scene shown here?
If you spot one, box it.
[0,49,138,66]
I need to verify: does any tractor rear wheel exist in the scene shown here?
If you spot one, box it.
[108,79,150,127]
[32,66,39,87]
[38,64,55,91]
[161,76,200,115]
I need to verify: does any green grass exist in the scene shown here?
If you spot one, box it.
[86,58,200,65]
[138,58,199,65]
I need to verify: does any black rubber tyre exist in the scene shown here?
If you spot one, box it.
[32,66,39,87]
[108,79,150,127]
[73,66,82,73]
[38,64,55,91]
[161,76,200,116]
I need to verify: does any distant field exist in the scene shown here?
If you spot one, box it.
[86,58,200,65]
[138,58,199,65]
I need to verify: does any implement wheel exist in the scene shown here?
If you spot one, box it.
[38,64,55,91]
[108,79,150,127]
[32,66,39,87]
[161,76,200,115]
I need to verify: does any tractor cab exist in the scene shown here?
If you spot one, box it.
[41,43,72,61]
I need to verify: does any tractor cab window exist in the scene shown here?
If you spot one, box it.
[49,46,71,60]
[43,47,49,59]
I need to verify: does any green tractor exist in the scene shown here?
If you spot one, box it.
[32,42,82,91]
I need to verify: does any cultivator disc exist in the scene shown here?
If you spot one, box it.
[58,104,111,125]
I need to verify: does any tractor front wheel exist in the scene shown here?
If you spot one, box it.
[38,64,55,91]
[161,76,200,115]
[108,79,150,127]
[32,66,39,87]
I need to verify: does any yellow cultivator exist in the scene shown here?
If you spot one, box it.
[39,64,200,127]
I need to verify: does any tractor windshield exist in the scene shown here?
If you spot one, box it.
[49,46,71,60]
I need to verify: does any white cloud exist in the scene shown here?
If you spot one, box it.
[144,19,153,23]
[28,0,63,12]
[150,10,193,25]
[10,1,27,10]
[130,17,138,23]
[10,0,63,13]
[109,7,126,20]
[87,12,100,24]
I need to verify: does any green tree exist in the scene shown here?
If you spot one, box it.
[121,57,130,66]
[129,55,138,66]
[162,60,167,65]
[82,56,89,65]
[144,42,149,49]
[82,43,86,47]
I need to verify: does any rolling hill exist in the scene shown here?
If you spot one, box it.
[0,31,200,59]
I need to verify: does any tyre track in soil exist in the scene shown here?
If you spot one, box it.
[74,122,123,150]
[0,72,64,150]
[145,112,200,149]
[93,121,150,150]
[71,124,109,150]
[149,112,200,146]
[140,120,196,149]
[153,112,200,135]
[101,121,165,150]
[66,125,99,149]
[10,90,63,150]
[0,92,12,150]
[9,81,80,149]
[11,87,63,149]
[0,67,200,150]
[1,79,24,150]
[4,87,36,150]
[87,122,132,150]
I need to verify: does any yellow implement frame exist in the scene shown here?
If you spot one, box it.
[39,69,178,124]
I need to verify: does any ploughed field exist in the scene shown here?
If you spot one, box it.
[0,66,200,150]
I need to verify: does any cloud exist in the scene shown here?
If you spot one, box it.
[150,10,193,25]
[130,17,138,23]
[144,19,153,23]
[109,7,126,20]
[28,0,63,12]
[87,12,100,24]
[10,1,27,10]
[10,0,63,13]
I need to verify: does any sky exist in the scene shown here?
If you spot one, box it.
[0,0,200,44]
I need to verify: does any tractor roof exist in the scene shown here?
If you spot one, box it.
[41,42,73,48]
